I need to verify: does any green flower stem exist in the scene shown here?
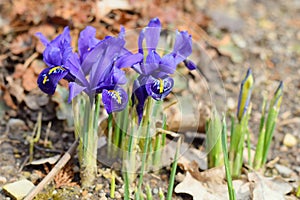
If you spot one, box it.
[206,108,223,168]
[161,114,167,147]
[146,184,153,200]
[124,171,130,200]
[262,107,278,165]
[253,97,267,169]
[229,118,246,178]
[159,188,165,200]
[73,93,100,187]
[262,81,283,165]
[167,137,181,200]
[137,98,153,196]
[113,112,121,155]
[296,184,300,198]
[121,105,129,150]
[221,116,236,200]
[29,112,42,163]
[110,170,116,198]
[107,113,113,156]
[246,129,252,167]
[137,120,151,193]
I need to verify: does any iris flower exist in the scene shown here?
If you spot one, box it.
[37,26,142,114]
[132,18,196,122]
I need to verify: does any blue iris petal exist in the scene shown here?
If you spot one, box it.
[184,59,197,70]
[37,66,68,95]
[102,86,128,114]
[145,76,174,100]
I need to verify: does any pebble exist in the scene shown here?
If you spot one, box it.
[283,133,297,147]
[3,179,35,200]
[275,164,293,178]
[95,183,104,192]
[0,176,7,184]
[227,97,236,110]
[114,191,122,199]
[152,187,159,194]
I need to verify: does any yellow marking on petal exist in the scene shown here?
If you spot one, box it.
[159,79,164,94]
[43,75,48,84]
[49,66,64,74]
[109,90,122,104]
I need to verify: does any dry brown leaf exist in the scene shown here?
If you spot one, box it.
[30,155,61,165]
[175,167,250,200]
[6,76,25,103]
[96,0,132,20]
[3,90,17,110]
[10,34,33,55]
[22,66,37,91]
[13,64,26,79]
[175,172,215,200]
[248,172,293,200]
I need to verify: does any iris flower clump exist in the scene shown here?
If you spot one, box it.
[36,18,196,191]
[36,25,142,187]
[132,18,196,122]
[36,26,142,114]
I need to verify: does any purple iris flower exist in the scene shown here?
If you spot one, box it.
[36,27,73,94]
[37,26,142,114]
[132,18,196,122]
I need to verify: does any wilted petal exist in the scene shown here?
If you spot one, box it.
[145,76,174,100]
[102,87,128,114]
[68,82,86,103]
[37,66,68,95]
[237,68,254,121]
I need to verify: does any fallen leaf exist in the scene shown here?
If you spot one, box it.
[209,10,244,32]
[175,172,216,200]
[218,36,244,63]
[51,85,73,128]
[6,76,25,103]
[162,141,207,170]
[3,90,17,110]
[24,93,49,110]
[22,67,38,91]
[10,34,34,55]
[96,0,132,19]
[175,168,250,200]
[248,172,293,200]
[13,64,27,79]
[29,155,61,165]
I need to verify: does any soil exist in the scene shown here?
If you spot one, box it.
[0,0,299,199]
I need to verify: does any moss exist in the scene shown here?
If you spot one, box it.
[34,185,80,200]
